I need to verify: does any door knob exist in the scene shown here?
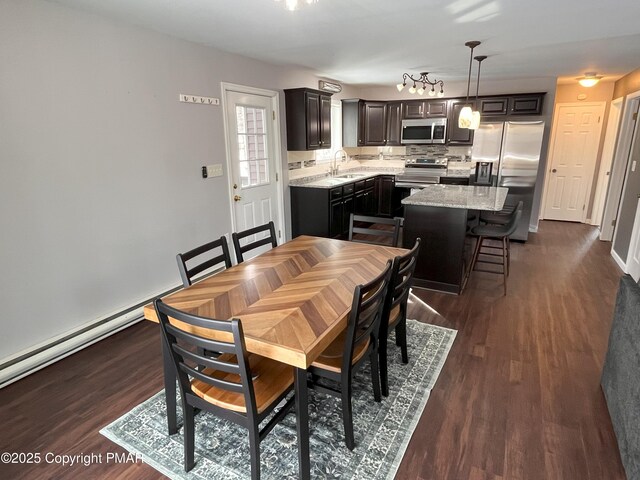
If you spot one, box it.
[552,168,557,173]
[233,195,242,202]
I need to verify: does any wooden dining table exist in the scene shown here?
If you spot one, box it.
[143,235,407,479]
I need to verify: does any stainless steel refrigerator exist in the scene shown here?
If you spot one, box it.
[471,121,545,241]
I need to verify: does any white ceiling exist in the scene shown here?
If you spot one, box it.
[49,0,640,87]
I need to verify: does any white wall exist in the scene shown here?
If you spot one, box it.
[0,0,352,362]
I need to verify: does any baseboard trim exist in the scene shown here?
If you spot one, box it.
[611,249,627,273]
[0,282,184,389]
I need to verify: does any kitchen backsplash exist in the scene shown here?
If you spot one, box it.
[286,145,472,175]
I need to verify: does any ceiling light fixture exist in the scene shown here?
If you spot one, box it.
[578,72,602,88]
[396,72,445,97]
[469,55,487,130]
[275,0,318,11]
[458,40,480,129]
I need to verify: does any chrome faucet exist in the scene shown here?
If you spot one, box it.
[331,149,348,176]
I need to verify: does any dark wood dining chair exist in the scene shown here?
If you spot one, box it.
[469,201,523,295]
[307,259,392,450]
[379,238,421,397]
[176,235,232,287]
[348,213,402,247]
[154,299,295,479]
[232,221,278,264]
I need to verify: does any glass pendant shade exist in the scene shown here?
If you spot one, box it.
[396,83,405,92]
[458,106,473,128]
[469,110,481,130]
[417,87,424,95]
[408,85,416,94]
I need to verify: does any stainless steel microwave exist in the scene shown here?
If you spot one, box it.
[401,118,447,145]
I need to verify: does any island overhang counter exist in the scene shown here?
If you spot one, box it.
[402,185,508,294]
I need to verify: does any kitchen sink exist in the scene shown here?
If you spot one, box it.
[335,173,367,179]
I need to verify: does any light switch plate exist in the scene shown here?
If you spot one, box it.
[205,164,223,178]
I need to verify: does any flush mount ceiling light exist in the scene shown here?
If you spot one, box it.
[578,72,602,87]
[459,41,481,129]
[275,0,317,11]
[396,72,445,97]
[469,55,487,130]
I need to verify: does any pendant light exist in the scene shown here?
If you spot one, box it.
[458,41,480,129]
[469,55,487,130]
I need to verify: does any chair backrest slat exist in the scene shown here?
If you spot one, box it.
[154,299,258,414]
[180,363,245,394]
[176,236,232,287]
[165,323,237,355]
[348,214,401,247]
[232,221,278,263]
[342,260,392,372]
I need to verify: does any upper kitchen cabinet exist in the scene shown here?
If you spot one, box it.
[284,88,332,150]
[478,93,545,117]
[479,97,509,116]
[402,100,447,119]
[509,94,544,115]
[447,99,475,145]
[342,99,400,147]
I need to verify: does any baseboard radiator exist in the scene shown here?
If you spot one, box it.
[0,283,184,389]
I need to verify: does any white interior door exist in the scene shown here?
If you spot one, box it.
[224,88,282,258]
[627,199,640,281]
[543,103,605,222]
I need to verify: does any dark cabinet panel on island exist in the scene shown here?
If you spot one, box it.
[284,88,332,151]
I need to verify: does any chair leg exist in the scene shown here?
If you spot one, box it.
[396,318,409,364]
[502,237,508,296]
[248,424,261,480]
[379,337,389,397]
[470,236,484,273]
[341,377,355,450]
[506,237,511,276]
[369,346,382,403]
[183,403,195,472]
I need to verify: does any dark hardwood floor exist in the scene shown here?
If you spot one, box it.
[0,220,626,479]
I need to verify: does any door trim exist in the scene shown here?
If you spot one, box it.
[592,97,623,228]
[603,91,640,242]
[220,82,286,241]
[541,101,606,223]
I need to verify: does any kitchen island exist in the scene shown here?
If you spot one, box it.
[402,185,508,294]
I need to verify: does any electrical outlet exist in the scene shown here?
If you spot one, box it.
[204,164,223,178]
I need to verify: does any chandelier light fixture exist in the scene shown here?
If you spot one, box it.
[578,72,602,88]
[469,55,487,130]
[396,72,445,97]
[275,0,318,11]
[458,41,481,129]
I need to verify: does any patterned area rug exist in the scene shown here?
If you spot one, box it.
[101,319,456,479]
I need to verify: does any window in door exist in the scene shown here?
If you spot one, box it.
[236,106,269,188]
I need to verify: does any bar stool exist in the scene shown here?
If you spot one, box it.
[468,201,523,295]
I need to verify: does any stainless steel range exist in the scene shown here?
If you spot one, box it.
[395,158,448,188]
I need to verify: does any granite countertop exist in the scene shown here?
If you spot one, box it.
[290,169,402,189]
[402,185,508,211]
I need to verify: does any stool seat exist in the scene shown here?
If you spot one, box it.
[479,203,517,226]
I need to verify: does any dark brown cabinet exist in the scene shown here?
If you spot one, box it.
[479,97,509,116]
[377,175,395,216]
[447,100,475,145]
[284,88,332,151]
[402,100,447,119]
[510,94,543,115]
[385,102,402,146]
[343,99,401,147]
[291,175,398,238]
[362,102,387,146]
[403,100,426,119]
